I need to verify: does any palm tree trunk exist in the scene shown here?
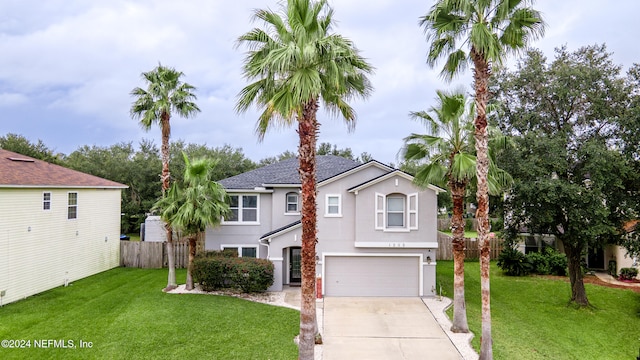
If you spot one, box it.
[472,47,493,360]
[450,180,469,333]
[564,242,589,306]
[161,111,177,290]
[186,234,197,290]
[297,99,319,360]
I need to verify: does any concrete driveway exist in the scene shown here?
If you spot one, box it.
[322,297,462,360]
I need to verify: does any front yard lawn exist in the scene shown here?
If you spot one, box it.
[0,268,299,359]
[437,261,640,360]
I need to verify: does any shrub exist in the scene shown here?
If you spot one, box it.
[465,218,474,231]
[525,247,567,276]
[527,251,551,275]
[490,218,504,232]
[200,249,239,258]
[545,248,568,276]
[497,247,532,276]
[618,267,639,281]
[193,255,274,292]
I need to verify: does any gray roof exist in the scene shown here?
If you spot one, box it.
[219,155,360,189]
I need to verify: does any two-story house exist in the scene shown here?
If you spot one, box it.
[205,155,444,297]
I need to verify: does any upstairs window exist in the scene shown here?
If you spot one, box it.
[286,192,299,214]
[43,192,51,211]
[375,192,418,231]
[225,194,259,223]
[325,194,342,217]
[68,192,78,220]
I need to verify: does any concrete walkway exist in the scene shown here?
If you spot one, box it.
[322,297,463,360]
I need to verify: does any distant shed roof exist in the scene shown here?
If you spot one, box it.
[0,149,127,188]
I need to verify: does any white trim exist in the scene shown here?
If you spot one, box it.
[221,194,260,225]
[321,252,424,296]
[348,170,445,194]
[268,257,284,261]
[324,194,342,217]
[375,192,385,229]
[318,161,393,187]
[261,184,301,188]
[224,189,274,194]
[260,222,302,240]
[285,192,300,214]
[354,241,438,248]
[408,192,418,230]
[220,244,259,258]
[67,191,78,220]
[42,191,51,211]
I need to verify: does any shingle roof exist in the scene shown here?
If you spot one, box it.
[0,149,127,188]
[219,155,360,189]
[260,220,301,239]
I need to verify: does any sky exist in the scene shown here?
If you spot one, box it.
[1,1,638,166]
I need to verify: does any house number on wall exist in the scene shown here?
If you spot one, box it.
[388,242,406,247]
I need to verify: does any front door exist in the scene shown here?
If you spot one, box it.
[289,247,302,285]
[588,246,605,269]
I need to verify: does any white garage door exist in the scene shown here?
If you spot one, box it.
[324,255,420,297]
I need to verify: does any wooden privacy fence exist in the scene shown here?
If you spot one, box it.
[120,241,189,269]
[437,232,503,260]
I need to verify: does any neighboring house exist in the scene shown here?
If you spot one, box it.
[0,149,127,305]
[205,155,444,297]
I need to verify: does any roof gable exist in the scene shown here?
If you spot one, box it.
[0,149,127,188]
[219,155,360,190]
[348,170,445,194]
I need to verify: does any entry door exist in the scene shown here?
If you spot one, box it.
[588,246,605,269]
[289,247,302,284]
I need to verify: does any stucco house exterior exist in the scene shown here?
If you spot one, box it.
[0,149,127,305]
[205,155,444,297]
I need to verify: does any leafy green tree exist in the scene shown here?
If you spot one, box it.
[170,141,257,182]
[236,0,373,357]
[154,153,229,290]
[130,64,201,290]
[0,133,61,163]
[403,90,511,333]
[420,2,545,357]
[494,45,639,306]
[258,150,297,166]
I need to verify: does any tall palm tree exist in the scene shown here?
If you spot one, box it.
[131,64,201,290]
[236,0,373,358]
[420,2,544,358]
[154,153,229,291]
[404,90,512,334]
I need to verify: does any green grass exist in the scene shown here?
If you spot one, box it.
[0,268,299,359]
[125,233,141,241]
[436,261,640,360]
[439,230,478,238]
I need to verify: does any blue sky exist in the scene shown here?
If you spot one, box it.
[1,0,638,165]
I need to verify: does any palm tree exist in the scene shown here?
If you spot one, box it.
[420,2,544,358]
[154,153,229,290]
[236,0,373,358]
[130,64,200,291]
[404,90,512,334]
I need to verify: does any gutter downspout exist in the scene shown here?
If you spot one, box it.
[259,237,270,258]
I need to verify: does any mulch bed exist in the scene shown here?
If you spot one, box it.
[537,274,640,293]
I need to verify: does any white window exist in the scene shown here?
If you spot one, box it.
[387,196,405,227]
[375,192,418,231]
[286,192,299,214]
[225,195,259,223]
[222,245,258,258]
[325,194,342,217]
[68,192,78,220]
[43,192,51,211]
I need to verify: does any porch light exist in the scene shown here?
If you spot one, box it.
[426,256,432,264]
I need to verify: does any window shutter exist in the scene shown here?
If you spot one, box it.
[375,193,385,230]
[408,193,418,230]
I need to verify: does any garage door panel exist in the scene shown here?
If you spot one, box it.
[325,256,419,297]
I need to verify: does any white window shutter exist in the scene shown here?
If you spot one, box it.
[408,193,418,230]
[375,193,385,230]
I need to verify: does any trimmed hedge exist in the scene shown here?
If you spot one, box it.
[619,267,638,281]
[193,253,274,293]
